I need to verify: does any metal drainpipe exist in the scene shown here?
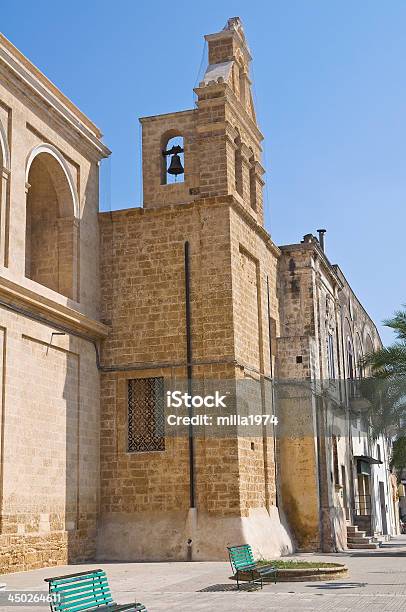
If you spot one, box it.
[184,241,195,510]
[267,276,278,507]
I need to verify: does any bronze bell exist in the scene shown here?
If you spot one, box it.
[167,153,184,176]
[162,144,184,176]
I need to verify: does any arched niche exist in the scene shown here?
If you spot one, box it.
[25,144,79,300]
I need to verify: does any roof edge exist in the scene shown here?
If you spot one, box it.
[0,33,110,156]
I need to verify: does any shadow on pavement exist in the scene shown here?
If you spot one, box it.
[198,583,259,592]
[306,582,367,590]
[347,551,406,558]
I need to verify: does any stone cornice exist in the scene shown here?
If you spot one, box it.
[0,34,111,160]
[0,275,109,339]
[139,108,197,123]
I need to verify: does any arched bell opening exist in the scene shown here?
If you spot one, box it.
[25,146,79,300]
[161,133,185,185]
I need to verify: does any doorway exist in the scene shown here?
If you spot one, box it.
[379,481,388,535]
[342,465,349,520]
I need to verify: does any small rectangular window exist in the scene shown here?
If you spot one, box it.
[128,377,165,452]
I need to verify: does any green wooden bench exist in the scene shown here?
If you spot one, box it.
[227,544,278,589]
[44,569,147,612]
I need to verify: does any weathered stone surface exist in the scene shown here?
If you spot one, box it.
[0,33,109,574]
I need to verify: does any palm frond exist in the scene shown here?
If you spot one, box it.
[383,307,406,342]
[363,344,406,377]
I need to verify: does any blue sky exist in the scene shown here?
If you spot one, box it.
[2,1,405,344]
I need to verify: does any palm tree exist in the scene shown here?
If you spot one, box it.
[358,307,406,440]
[364,307,406,377]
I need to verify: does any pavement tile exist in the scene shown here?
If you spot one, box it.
[1,536,406,611]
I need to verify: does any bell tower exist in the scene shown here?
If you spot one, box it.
[99,18,288,563]
[140,17,265,225]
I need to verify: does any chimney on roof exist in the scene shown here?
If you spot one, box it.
[317,229,326,252]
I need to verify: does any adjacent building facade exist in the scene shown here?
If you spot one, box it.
[277,235,397,551]
[0,18,398,573]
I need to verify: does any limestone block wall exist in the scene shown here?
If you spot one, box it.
[99,198,234,367]
[276,244,326,550]
[98,196,292,560]
[98,197,239,560]
[194,85,231,200]
[0,310,100,574]
[229,205,280,516]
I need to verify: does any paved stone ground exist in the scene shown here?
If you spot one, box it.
[1,536,406,611]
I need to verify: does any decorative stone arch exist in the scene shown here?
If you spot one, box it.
[25,144,79,300]
[0,119,11,267]
[25,144,79,218]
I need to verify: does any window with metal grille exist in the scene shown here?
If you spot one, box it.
[127,377,165,452]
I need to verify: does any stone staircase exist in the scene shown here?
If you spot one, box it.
[347,524,380,549]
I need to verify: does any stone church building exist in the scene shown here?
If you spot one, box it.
[0,18,396,573]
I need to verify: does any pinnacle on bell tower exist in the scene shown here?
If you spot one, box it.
[194,17,265,220]
[201,17,256,123]
[140,17,265,225]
